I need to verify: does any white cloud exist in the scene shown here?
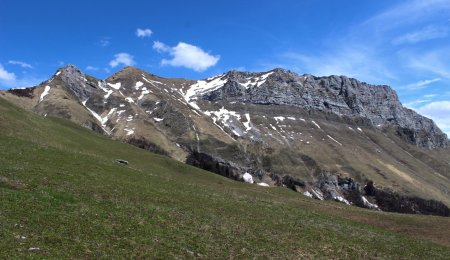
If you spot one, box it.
[86,66,99,71]
[402,48,450,79]
[109,53,136,68]
[152,41,220,72]
[404,99,433,108]
[0,64,44,89]
[153,41,170,53]
[280,46,396,84]
[136,28,153,38]
[415,101,450,136]
[0,64,16,82]
[362,0,450,33]
[8,60,33,69]
[272,1,450,86]
[403,78,441,90]
[393,25,448,45]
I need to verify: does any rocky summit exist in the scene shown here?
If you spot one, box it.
[2,65,450,216]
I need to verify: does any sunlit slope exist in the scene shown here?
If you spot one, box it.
[1,97,450,258]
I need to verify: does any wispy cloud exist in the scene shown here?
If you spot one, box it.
[393,25,448,45]
[267,0,450,86]
[401,47,450,79]
[415,101,450,135]
[404,99,433,108]
[152,41,220,72]
[98,37,111,47]
[402,78,441,90]
[280,46,396,84]
[109,53,136,68]
[86,66,99,71]
[361,0,450,33]
[8,60,33,69]
[136,28,153,38]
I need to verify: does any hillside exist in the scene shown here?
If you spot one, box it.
[1,65,450,214]
[1,94,450,258]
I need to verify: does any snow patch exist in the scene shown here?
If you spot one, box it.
[243,113,252,131]
[124,128,134,136]
[39,86,51,102]
[138,88,150,100]
[311,188,324,200]
[125,97,134,103]
[357,127,363,132]
[362,196,380,210]
[153,117,163,122]
[191,109,201,116]
[104,89,113,99]
[107,82,121,90]
[327,135,343,146]
[98,81,110,92]
[243,172,254,184]
[303,191,313,198]
[185,74,227,103]
[311,120,321,129]
[274,116,285,122]
[257,182,270,187]
[232,129,241,136]
[239,71,274,88]
[204,107,241,128]
[135,81,144,90]
[287,117,296,120]
[56,71,61,76]
[188,101,201,111]
[334,196,350,205]
[81,99,115,134]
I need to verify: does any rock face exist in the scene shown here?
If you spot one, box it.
[201,69,448,149]
[1,64,450,215]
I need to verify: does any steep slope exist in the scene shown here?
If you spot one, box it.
[1,65,450,213]
[1,97,450,258]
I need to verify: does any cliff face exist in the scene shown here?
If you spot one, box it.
[201,69,448,149]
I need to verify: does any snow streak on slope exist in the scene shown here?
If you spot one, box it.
[107,82,121,90]
[184,74,227,103]
[39,86,51,102]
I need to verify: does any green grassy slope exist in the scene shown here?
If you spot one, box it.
[1,97,450,259]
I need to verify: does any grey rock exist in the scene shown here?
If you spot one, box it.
[200,69,448,148]
[115,159,129,165]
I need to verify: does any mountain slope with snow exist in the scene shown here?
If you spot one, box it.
[1,65,450,215]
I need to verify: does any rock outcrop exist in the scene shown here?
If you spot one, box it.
[201,69,448,149]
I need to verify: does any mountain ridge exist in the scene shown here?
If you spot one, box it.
[1,64,450,215]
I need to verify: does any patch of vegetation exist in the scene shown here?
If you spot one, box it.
[1,97,450,258]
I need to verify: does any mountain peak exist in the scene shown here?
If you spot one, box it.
[118,66,149,75]
[53,64,85,79]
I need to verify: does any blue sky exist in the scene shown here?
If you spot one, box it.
[1,0,450,134]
